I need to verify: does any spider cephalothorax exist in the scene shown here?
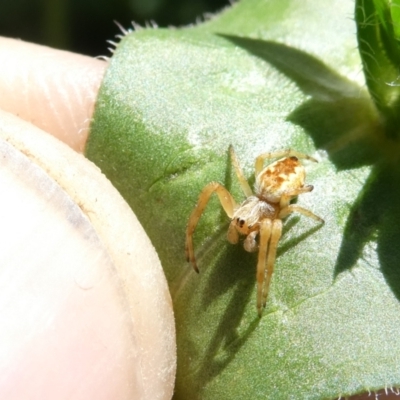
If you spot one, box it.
[185,146,324,316]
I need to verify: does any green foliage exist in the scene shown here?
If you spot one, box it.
[86,0,400,398]
[356,0,400,139]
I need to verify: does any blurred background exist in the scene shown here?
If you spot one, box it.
[0,0,231,56]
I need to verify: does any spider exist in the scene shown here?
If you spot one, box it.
[185,146,324,317]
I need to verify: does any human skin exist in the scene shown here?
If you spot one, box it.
[0,37,175,400]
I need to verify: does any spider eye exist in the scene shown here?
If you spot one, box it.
[236,218,245,228]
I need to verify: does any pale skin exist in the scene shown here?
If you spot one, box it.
[0,37,175,400]
[186,146,324,317]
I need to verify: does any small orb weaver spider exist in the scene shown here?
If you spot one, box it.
[185,146,324,317]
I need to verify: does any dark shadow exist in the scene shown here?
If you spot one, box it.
[200,237,255,309]
[278,219,324,257]
[289,97,379,169]
[221,36,360,100]
[193,218,328,394]
[220,34,400,303]
[192,214,327,393]
[219,35,383,170]
[195,245,260,388]
[334,164,400,300]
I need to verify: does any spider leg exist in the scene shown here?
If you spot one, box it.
[227,220,239,244]
[279,204,324,223]
[261,219,283,312]
[279,185,314,209]
[229,145,253,197]
[255,150,317,176]
[185,182,238,273]
[256,219,272,316]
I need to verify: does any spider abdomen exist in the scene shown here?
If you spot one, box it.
[255,156,306,203]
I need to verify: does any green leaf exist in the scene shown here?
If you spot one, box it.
[356,0,400,139]
[86,0,400,398]
[391,0,400,39]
